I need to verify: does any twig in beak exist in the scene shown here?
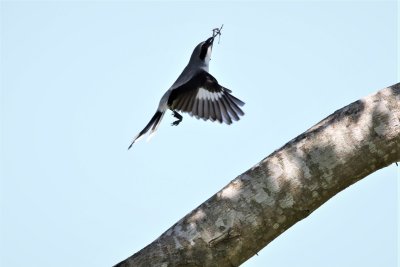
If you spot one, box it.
[212,24,224,44]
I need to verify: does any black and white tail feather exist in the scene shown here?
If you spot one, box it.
[128,26,244,149]
[127,111,164,150]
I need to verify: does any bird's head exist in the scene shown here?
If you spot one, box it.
[189,36,215,67]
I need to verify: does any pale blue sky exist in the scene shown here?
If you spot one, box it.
[1,1,398,267]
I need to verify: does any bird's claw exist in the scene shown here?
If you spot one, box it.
[171,120,181,126]
[171,110,183,126]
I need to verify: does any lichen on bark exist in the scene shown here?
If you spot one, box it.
[115,83,400,267]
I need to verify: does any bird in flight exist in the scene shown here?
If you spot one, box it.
[128,29,245,149]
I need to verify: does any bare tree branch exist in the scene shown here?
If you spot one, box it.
[115,83,400,267]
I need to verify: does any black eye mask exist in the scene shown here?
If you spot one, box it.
[199,37,214,60]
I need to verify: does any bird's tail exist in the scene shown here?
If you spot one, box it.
[128,110,165,149]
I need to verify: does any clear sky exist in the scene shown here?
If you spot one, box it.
[1,1,398,266]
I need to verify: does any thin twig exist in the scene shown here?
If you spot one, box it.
[212,24,224,44]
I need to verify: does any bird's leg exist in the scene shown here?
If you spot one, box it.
[171,110,183,126]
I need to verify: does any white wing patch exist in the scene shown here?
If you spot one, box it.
[196,88,223,101]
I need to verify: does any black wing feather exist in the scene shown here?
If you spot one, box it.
[167,70,245,124]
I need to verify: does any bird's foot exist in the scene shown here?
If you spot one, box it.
[171,120,181,126]
[171,111,183,126]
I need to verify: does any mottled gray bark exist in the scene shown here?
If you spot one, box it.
[115,83,400,267]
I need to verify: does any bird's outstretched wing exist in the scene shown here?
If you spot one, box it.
[167,70,245,124]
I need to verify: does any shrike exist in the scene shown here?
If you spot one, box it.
[128,33,245,149]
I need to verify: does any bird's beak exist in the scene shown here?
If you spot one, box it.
[204,36,214,48]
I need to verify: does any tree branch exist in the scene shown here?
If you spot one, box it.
[115,83,400,267]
